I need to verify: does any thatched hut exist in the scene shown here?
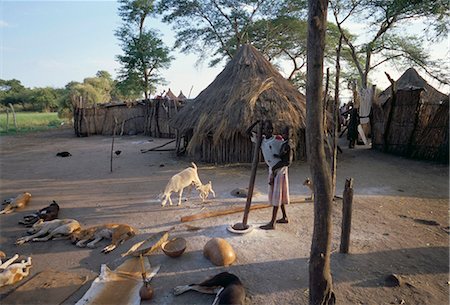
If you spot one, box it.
[372,68,448,163]
[171,44,307,164]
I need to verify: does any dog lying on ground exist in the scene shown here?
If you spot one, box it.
[160,162,202,206]
[19,200,60,227]
[0,254,32,287]
[1,192,32,215]
[174,272,245,305]
[196,181,216,202]
[16,218,81,245]
[303,177,314,200]
[70,224,137,253]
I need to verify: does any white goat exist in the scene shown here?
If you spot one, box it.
[160,162,202,206]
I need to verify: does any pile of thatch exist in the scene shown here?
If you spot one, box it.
[171,44,306,163]
[372,68,448,163]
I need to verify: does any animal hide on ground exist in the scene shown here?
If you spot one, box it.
[75,257,159,305]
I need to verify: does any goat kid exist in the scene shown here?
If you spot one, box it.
[196,181,216,202]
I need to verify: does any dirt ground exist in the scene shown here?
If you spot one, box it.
[0,128,448,305]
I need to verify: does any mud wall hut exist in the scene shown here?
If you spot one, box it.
[170,44,307,164]
[371,68,448,163]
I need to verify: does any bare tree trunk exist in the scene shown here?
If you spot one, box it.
[306,0,335,304]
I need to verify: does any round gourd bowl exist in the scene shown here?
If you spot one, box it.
[161,237,187,258]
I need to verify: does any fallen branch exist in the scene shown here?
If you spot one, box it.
[141,139,176,153]
[181,204,269,222]
[181,198,314,223]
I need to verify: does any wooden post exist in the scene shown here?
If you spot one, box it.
[8,103,17,131]
[323,68,330,124]
[340,178,354,253]
[6,109,9,133]
[110,117,118,173]
[383,72,396,153]
[241,121,263,226]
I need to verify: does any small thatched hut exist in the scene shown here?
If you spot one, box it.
[372,68,448,163]
[171,44,307,164]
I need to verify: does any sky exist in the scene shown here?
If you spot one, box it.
[1,1,449,100]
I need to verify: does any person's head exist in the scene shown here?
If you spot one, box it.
[263,120,273,137]
[281,126,290,140]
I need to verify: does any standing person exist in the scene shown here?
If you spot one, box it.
[347,107,360,149]
[247,120,290,230]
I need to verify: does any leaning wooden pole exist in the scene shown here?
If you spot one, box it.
[383,72,396,153]
[340,178,354,254]
[241,121,263,226]
[332,35,343,198]
[306,0,335,303]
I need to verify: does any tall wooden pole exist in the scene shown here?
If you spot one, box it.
[306,0,335,303]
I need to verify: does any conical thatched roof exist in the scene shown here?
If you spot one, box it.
[377,68,448,105]
[171,44,306,150]
[178,91,187,101]
[164,88,178,101]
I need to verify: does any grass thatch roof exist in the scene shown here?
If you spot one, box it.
[377,68,448,106]
[171,44,306,151]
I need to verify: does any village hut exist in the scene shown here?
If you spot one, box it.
[164,88,179,101]
[178,91,187,102]
[372,68,448,163]
[170,44,307,164]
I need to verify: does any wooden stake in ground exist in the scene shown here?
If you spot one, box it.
[110,117,118,173]
[306,0,335,303]
[8,103,17,132]
[340,178,354,254]
[6,109,9,133]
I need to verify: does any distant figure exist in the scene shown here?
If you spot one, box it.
[346,107,360,149]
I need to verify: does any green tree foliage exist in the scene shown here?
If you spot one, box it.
[57,70,116,118]
[249,16,355,89]
[0,79,30,110]
[116,0,173,99]
[0,79,63,112]
[158,0,306,67]
[331,0,450,88]
[30,87,60,112]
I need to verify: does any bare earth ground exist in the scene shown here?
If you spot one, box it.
[0,128,448,305]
